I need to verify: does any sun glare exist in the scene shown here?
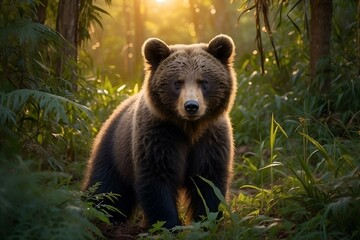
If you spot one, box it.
[156,0,166,3]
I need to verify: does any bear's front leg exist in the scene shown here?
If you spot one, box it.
[134,123,188,229]
[135,177,180,228]
[185,120,233,221]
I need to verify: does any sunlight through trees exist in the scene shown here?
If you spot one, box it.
[0,0,359,239]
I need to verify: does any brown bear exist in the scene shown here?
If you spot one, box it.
[83,34,237,229]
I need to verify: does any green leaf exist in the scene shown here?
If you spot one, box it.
[299,132,336,173]
[3,89,93,124]
[149,221,166,233]
[197,176,239,223]
[259,161,284,171]
[240,185,272,194]
[191,177,210,216]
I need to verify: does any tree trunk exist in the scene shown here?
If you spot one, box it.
[310,0,332,94]
[123,0,134,81]
[56,0,79,86]
[134,0,145,75]
[212,0,231,35]
[35,0,48,24]
[358,0,360,74]
[188,0,202,41]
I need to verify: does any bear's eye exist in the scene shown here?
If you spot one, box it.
[199,80,208,89]
[174,80,183,90]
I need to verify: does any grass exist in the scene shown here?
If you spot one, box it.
[1,51,359,239]
[2,71,358,239]
[1,1,359,237]
[131,113,359,240]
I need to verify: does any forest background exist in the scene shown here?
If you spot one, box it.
[0,0,359,239]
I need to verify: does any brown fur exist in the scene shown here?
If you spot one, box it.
[83,35,237,229]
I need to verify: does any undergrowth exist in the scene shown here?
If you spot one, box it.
[0,155,102,240]
[0,0,359,239]
[137,115,360,240]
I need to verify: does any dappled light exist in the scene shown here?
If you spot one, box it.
[84,0,246,85]
[1,0,359,239]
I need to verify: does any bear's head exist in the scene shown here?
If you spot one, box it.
[142,35,236,124]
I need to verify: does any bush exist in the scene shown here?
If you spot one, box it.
[0,155,103,240]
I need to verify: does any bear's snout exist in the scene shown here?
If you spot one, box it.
[184,100,199,115]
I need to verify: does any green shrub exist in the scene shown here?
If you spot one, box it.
[0,156,103,240]
[233,115,360,239]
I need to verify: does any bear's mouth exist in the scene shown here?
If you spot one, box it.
[182,115,201,121]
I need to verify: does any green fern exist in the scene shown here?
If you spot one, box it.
[82,182,123,224]
[0,18,64,46]
[0,89,93,125]
[0,156,103,240]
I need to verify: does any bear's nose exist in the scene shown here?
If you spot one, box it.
[184,100,199,115]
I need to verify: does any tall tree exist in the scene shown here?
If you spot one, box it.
[35,0,48,24]
[56,0,80,86]
[358,0,360,74]
[213,0,232,35]
[239,0,333,92]
[310,0,332,93]
[134,0,145,75]
[123,0,134,80]
[189,0,202,41]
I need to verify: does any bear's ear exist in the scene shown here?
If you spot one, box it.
[207,34,235,65]
[142,38,171,69]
